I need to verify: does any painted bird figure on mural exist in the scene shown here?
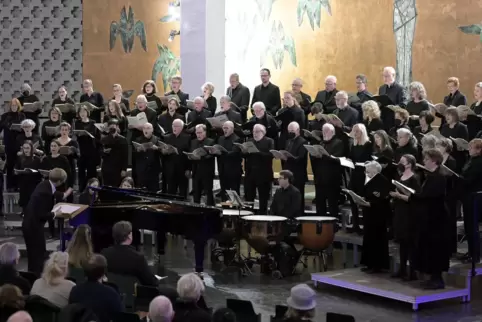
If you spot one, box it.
[110,6,147,53]
[261,21,297,69]
[296,0,332,30]
[255,0,277,21]
[458,23,482,42]
[160,0,181,22]
[152,44,180,91]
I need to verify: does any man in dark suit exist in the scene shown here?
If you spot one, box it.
[227,73,250,122]
[246,102,279,144]
[352,74,373,121]
[333,91,359,130]
[158,97,183,134]
[378,66,407,130]
[282,122,307,213]
[251,68,281,115]
[291,78,312,121]
[186,97,212,131]
[80,79,104,123]
[165,76,190,116]
[314,75,338,113]
[22,168,72,273]
[215,96,242,124]
[244,124,274,215]
[276,91,306,149]
[101,221,158,286]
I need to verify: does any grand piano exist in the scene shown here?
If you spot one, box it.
[69,186,223,268]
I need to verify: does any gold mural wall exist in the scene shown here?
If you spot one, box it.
[83,0,180,104]
[263,0,481,103]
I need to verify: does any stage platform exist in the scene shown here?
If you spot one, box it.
[311,268,470,311]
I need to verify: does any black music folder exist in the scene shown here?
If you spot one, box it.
[372,95,394,107]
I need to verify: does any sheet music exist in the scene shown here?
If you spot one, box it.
[441,164,459,177]
[206,114,229,128]
[392,180,415,195]
[342,189,369,206]
[127,112,148,127]
[45,126,59,136]
[304,144,327,158]
[450,136,469,151]
[158,141,178,155]
[73,130,94,138]
[270,150,285,160]
[52,204,81,215]
[338,157,354,169]
[155,275,167,281]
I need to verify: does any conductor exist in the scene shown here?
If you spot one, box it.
[22,168,72,273]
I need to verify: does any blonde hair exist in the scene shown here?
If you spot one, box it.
[201,82,215,94]
[447,77,460,87]
[106,100,124,118]
[352,123,369,146]
[41,251,69,285]
[362,100,381,120]
[10,98,22,112]
[409,81,427,100]
[66,224,93,268]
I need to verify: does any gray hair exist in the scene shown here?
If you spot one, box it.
[21,83,31,93]
[253,123,266,134]
[193,96,205,104]
[365,161,382,174]
[335,91,348,100]
[322,123,335,133]
[288,121,299,131]
[421,134,439,150]
[325,75,337,83]
[383,66,396,76]
[21,119,36,129]
[136,94,148,103]
[0,242,19,265]
[195,124,206,132]
[476,82,482,89]
[220,95,231,103]
[397,127,412,138]
[177,273,205,302]
[252,101,266,111]
[148,296,174,322]
[223,120,234,129]
[201,82,215,94]
[409,81,427,100]
[172,119,184,127]
[292,78,303,86]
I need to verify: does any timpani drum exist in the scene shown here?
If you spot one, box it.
[242,215,287,254]
[222,209,253,233]
[295,216,337,251]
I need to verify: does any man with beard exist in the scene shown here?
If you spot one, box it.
[133,123,161,192]
[251,68,281,115]
[226,73,251,122]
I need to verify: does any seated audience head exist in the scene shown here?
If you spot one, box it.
[167,97,180,113]
[422,148,443,170]
[409,81,427,101]
[351,123,369,146]
[322,123,335,141]
[373,130,391,150]
[394,108,409,126]
[177,273,205,302]
[382,66,396,85]
[469,138,482,157]
[444,107,459,124]
[6,311,32,322]
[212,308,237,322]
[195,124,207,141]
[398,154,416,173]
[287,121,300,138]
[324,75,337,91]
[252,102,266,118]
[113,221,133,246]
[285,284,316,321]
[356,74,368,92]
[21,119,35,133]
[0,285,25,309]
[120,177,134,189]
[279,170,294,188]
[421,134,439,151]
[0,243,20,267]
[48,106,62,122]
[170,76,182,91]
[148,295,175,322]
[172,119,184,135]
[83,254,108,282]
[84,177,100,194]
[42,251,69,285]
[67,224,93,268]
[222,121,234,137]
[365,161,382,179]
[475,82,482,101]
[201,82,215,97]
[142,80,158,95]
[435,137,453,155]
[362,100,380,120]
[252,124,266,141]
[447,77,460,95]
[193,97,205,112]
[10,98,22,112]
[397,128,415,147]
[49,168,67,187]
[419,110,434,129]
[335,91,348,109]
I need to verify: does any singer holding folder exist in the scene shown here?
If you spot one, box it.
[22,168,72,273]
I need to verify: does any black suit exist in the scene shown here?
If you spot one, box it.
[101,244,158,286]
[158,112,182,134]
[134,135,161,191]
[251,83,282,115]
[227,83,250,122]
[378,82,407,131]
[244,137,274,215]
[101,134,128,187]
[351,90,373,120]
[217,133,243,199]
[444,90,467,108]
[163,133,191,198]
[214,109,242,124]
[165,90,190,115]
[80,92,104,123]
[130,108,158,183]
[314,89,338,113]
[246,114,279,145]
[283,135,307,213]
[276,106,305,149]
[22,180,64,273]
[191,138,216,205]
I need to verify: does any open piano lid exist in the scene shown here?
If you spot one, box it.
[90,186,222,215]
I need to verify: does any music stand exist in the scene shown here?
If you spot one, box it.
[225,190,253,275]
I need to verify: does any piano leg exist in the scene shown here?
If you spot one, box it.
[57,218,65,251]
[194,239,206,273]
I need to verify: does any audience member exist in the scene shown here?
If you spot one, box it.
[173,273,211,322]
[284,284,316,322]
[30,251,75,308]
[0,243,31,295]
[66,224,94,268]
[148,295,175,322]
[6,311,32,322]
[212,308,237,322]
[101,221,158,286]
[69,254,123,322]
[0,284,25,310]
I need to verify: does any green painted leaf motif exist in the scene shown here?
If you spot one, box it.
[314,1,322,29]
[458,24,482,35]
[296,0,305,27]
[160,15,172,22]
[109,22,118,50]
[284,36,297,67]
[134,21,147,51]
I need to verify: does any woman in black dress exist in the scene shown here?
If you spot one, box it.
[41,107,62,155]
[103,101,127,136]
[413,111,434,143]
[394,128,419,162]
[360,161,393,273]
[373,130,395,179]
[201,82,217,116]
[16,119,42,156]
[388,109,410,141]
[347,123,372,233]
[15,142,41,212]
[390,154,420,280]
[406,82,430,129]
[410,149,449,289]
[75,106,100,191]
[78,177,100,205]
[112,83,130,114]
[142,80,164,115]
[51,86,76,125]
[362,100,384,136]
[17,83,41,133]
[57,122,80,198]
[440,107,469,172]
